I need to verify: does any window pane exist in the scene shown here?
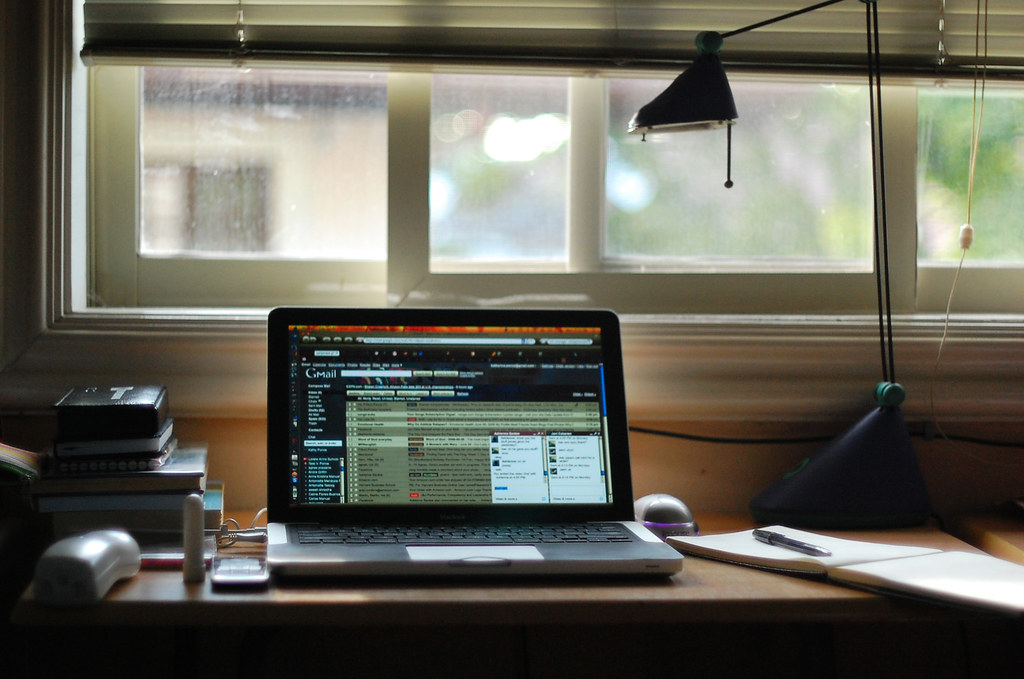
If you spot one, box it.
[606,79,873,270]
[141,67,388,259]
[430,74,569,269]
[918,87,1024,262]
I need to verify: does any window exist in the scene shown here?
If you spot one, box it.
[139,68,387,260]
[605,79,873,270]
[918,85,1024,263]
[89,66,1024,314]
[90,66,389,309]
[143,164,271,253]
[7,0,1023,425]
[916,82,1024,313]
[430,74,569,269]
[75,1,1024,315]
[426,74,877,274]
[88,67,890,312]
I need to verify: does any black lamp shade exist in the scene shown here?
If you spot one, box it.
[749,407,932,529]
[628,53,739,135]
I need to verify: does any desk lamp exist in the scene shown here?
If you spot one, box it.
[629,0,932,529]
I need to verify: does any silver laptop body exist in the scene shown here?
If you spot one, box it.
[265,307,683,578]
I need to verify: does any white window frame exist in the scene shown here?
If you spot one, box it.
[91,65,1024,317]
[90,67,924,314]
[2,0,1023,426]
[89,66,388,309]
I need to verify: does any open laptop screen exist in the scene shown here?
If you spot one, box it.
[267,308,635,523]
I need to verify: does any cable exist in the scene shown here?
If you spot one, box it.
[938,433,1024,450]
[864,1,896,386]
[213,507,268,547]
[629,426,834,446]
[629,424,1024,452]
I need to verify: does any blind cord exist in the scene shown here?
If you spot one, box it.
[930,0,988,432]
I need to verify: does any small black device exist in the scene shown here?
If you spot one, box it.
[54,385,169,440]
[211,556,270,589]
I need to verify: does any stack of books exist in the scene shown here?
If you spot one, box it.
[52,384,174,462]
[31,386,222,540]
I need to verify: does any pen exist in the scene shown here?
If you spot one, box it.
[752,529,832,557]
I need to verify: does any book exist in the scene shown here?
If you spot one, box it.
[0,441,44,482]
[50,446,173,475]
[35,489,203,513]
[54,417,174,458]
[50,480,225,539]
[670,525,1024,616]
[54,385,169,440]
[33,445,207,495]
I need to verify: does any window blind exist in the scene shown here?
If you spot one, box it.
[80,1,1024,75]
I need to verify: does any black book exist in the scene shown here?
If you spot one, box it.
[49,439,175,474]
[54,418,174,458]
[54,385,169,440]
[34,444,207,495]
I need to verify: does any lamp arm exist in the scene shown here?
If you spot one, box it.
[721,0,848,40]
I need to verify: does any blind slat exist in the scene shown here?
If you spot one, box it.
[81,0,1024,74]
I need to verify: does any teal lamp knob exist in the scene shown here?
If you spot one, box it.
[695,31,724,56]
[875,382,906,408]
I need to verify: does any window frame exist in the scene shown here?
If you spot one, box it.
[89,66,388,309]
[91,66,927,314]
[2,0,1023,427]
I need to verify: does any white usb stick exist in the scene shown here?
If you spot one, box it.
[183,493,206,583]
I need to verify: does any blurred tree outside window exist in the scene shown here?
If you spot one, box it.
[918,87,1024,263]
[430,74,570,267]
[605,78,873,271]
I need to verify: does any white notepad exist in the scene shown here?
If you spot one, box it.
[671,526,1024,616]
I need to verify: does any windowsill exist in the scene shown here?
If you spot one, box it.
[1,310,1021,424]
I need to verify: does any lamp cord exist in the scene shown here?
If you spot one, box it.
[724,125,734,188]
[711,0,896,387]
[864,1,896,386]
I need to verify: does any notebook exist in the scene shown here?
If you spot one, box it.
[265,306,683,578]
[672,526,1024,616]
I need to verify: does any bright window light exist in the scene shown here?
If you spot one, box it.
[918,86,1024,263]
[606,78,874,271]
[140,67,388,260]
[430,74,569,267]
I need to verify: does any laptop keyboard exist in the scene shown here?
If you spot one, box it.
[296,523,635,545]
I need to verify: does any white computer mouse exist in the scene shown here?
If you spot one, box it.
[33,529,141,606]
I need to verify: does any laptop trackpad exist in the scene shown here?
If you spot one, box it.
[406,545,544,565]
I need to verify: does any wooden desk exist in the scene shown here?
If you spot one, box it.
[9,530,983,629]
[10,517,1024,678]
[950,510,1024,566]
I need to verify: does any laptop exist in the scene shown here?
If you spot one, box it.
[266,306,683,578]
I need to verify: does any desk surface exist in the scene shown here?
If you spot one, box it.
[12,516,997,628]
[951,510,1024,566]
